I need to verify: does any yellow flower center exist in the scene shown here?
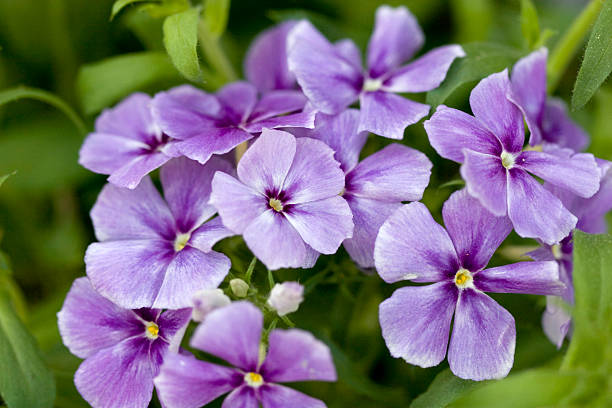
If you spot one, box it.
[173,232,191,252]
[269,198,283,212]
[454,268,473,289]
[551,244,562,260]
[363,77,383,92]
[244,372,264,388]
[523,144,543,152]
[500,151,516,169]
[145,322,159,340]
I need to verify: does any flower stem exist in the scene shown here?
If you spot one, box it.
[547,0,604,92]
[244,256,257,283]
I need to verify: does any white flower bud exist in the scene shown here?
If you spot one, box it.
[191,289,231,322]
[267,281,304,316]
[230,278,249,298]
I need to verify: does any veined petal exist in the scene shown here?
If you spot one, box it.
[542,296,572,349]
[107,152,172,189]
[189,217,235,253]
[475,261,564,295]
[541,98,589,151]
[248,90,306,122]
[260,385,327,408]
[156,308,192,352]
[334,39,363,71]
[95,93,156,142]
[243,107,316,133]
[78,132,145,176]
[222,386,258,408]
[460,150,507,217]
[216,81,259,124]
[576,162,612,233]
[174,127,253,165]
[379,283,457,368]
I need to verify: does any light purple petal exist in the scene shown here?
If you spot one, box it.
[475,261,564,295]
[367,5,424,78]
[448,289,515,381]
[384,45,465,93]
[57,277,141,359]
[248,90,306,122]
[217,81,259,124]
[95,93,156,142]
[261,329,336,383]
[85,239,172,309]
[287,20,362,114]
[285,196,353,254]
[260,384,326,408]
[334,39,363,70]
[154,353,240,408]
[469,70,524,153]
[526,245,555,262]
[152,247,231,309]
[283,137,345,204]
[343,195,401,268]
[374,202,459,283]
[542,296,572,348]
[191,301,262,372]
[245,21,297,92]
[460,150,508,216]
[161,156,233,232]
[175,127,253,165]
[156,308,192,352]
[243,210,318,270]
[509,48,547,146]
[107,152,172,189]
[243,107,317,133]
[541,98,589,151]
[346,143,431,202]
[222,386,258,408]
[74,337,157,408]
[78,132,146,176]
[189,217,235,252]
[516,149,599,198]
[379,282,457,368]
[576,163,612,233]
[507,168,577,244]
[424,105,501,163]
[442,189,512,271]
[90,177,175,241]
[359,91,429,139]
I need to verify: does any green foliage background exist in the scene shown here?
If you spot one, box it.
[0,0,611,407]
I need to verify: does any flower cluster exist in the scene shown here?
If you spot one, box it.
[58,4,611,408]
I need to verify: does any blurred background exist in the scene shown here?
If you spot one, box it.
[0,0,610,407]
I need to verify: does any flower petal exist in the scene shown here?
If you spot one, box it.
[95,93,156,142]
[542,296,572,349]
[374,202,459,283]
[78,132,146,176]
[243,107,316,133]
[507,168,577,244]
[576,162,612,233]
[442,189,512,271]
[216,81,259,124]
[260,384,326,408]
[334,39,363,70]
[287,20,362,114]
[107,152,172,189]
[358,91,430,140]
[379,283,457,368]
[155,353,241,408]
[448,289,515,381]
[541,98,588,151]
[156,309,192,352]
[261,329,336,383]
[191,301,262,372]
[424,105,501,163]
[469,70,524,153]
[248,90,306,122]
[384,45,465,93]
[475,261,564,295]
[175,127,253,165]
[189,217,235,252]
[460,149,507,216]
[367,5,424,78]
[222,386,258,408]
[346,143,432,202]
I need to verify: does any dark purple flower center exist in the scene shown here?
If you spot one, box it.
[144,132,171,153]
[265,189,292,213]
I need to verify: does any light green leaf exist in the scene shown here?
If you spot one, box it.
[76,51,182,114]
[572,0,612,110]
[0,296,55,408]
[203,0,230,38]
[426,42,522,107]
[110,0,157,20]
[163,7,202,82]
[143,0,189,18]
[410,369,483,408]
[0,87,86,134]
[520,0,540,49]
[0,171,16,189]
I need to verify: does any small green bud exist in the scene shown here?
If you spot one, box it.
[230,278,249,297]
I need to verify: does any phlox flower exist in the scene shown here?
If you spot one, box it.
[85,157,233,309]
[210,128,353,270]
[57,277,191,408]
[155,301,336,408]
[287,5,464,139]
[375,189,565,380]
[425,69,601,244]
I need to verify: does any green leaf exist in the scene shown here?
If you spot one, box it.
[110,0,157,20]
[0,87,86,134]
[0,296,55,408]
[572,0,612,110]
[163,7,202,82]
[143,0,189,18]
[520,0,540,49]
[203,0,230,39]
[410,369,483,408]
[0,171,16,189]
[426,43,523,107]
[76,51,182,114]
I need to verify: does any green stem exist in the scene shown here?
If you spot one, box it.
[547,0,604,92]
[244,256,257,283]
[198,23,237,86]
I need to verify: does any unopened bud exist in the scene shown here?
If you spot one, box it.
[267,281,304,316]
[230,278,249,297]
[191,289,231,322]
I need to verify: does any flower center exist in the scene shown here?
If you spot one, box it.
[500,151,516,169]
[551,244,562,260]
[145,322,159,340]
[269,198,284,212]
[173,232,191,252]
[363,77,383,92]
[244,372,264,388]
[454,268,473,289]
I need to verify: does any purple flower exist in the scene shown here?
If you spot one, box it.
[509,48,588,151]
[57,277,191,408]
[245,21,297,92]
[210,128,353,270]
[155,301,336,408]
[79,93,179,189]
[151,82,315,165]
[191,288,231,322]
[529,160,612,347]
[85,157,234,309]
[301,109,432,268]
[425,70,601,244]
[375,189,565,380]
[287,5,464,139]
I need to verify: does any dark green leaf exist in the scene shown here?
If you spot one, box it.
[572,0,612,110]
[410,369,483,408]
[110,0,157,20]
[163,7,202,82]
[76,51,182,114]
[426,43,523,107]
[203,0,230,39]
[0,296,55,408]
[520,0,540,49]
